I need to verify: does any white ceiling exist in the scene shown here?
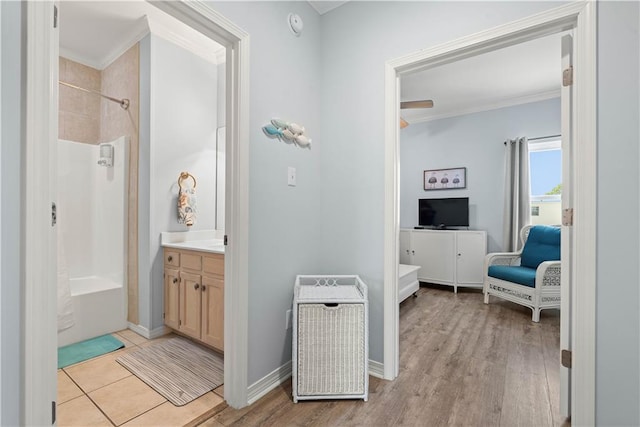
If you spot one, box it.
[59,1,225,70]
[400,32,563,124]
[307,1,349,15]
[60,1,561,122]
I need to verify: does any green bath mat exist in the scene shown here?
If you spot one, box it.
[58,334,125,369]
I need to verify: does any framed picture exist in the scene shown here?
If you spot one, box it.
[424,167,466,190]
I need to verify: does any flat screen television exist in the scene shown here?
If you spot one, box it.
[418,197,469,229]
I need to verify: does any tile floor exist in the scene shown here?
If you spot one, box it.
[57,330,226,427]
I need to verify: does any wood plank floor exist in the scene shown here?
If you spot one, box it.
[199,285,569,427]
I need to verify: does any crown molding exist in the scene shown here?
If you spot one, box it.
[147,15,224,65]
[407,89,561,124]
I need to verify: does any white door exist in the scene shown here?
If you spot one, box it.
[456,232,486,285]
[559,32,574,418]
[399,230,411,265]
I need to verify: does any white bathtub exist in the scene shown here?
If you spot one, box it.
[58,276,128,347]
[57,136,129,347]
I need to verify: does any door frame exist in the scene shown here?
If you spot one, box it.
[24,1,250,423]
[383,2,596,425]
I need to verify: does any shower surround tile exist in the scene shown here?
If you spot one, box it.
[59,57,101,144]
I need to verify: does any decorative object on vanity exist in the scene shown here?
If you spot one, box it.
[424,167,466,190]
[177,172,197,227]
[116,337,223,406]
[262,118,312,149]
[484,224,561,322]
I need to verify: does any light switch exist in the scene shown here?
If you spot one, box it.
[288,167,296,186]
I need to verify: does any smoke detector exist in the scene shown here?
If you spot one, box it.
[288,13,303,37]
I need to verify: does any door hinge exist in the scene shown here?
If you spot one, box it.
[562,208,574,226]
[224,235,228,246]
[52,401,56,424]
[51,202,57,227]
[563,66,573,87]
[179,319,182,326]
[163,312,165,319]
[53,5,58,28]
[561,349,572,368]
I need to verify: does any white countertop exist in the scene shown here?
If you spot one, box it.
[161,230,225,254]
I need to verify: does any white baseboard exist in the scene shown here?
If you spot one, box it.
[247,358,385,405]
[127,322,169,340]
[247,361,292,405]
[369,359,384,379]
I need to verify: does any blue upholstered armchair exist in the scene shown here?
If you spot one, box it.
[483,225,561,322]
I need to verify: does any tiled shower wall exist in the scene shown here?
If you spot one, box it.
[59,58,101,143]
[58,46,140,324]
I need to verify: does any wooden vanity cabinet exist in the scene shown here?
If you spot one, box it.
[163,248,224,351]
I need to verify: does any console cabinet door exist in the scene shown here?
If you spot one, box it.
[399,230,412,265]
[201,276,224,351]
[412,231,455,284]
[164,268,180,330]
[180,271,202,340]
[456,232,486,285]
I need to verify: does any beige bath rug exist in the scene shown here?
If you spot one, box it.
[116,337,223,406]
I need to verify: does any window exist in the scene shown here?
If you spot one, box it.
[529,139,561,225]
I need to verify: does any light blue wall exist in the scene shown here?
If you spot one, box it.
[209,1,323,385]
[596,1,640,425]
[0,2,22,425]
[319,0,563,364]
[400,98,561,253]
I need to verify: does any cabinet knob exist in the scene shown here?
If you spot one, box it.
[168,256,173,262]
[411,250,415,255]
[194,283,200,290]
[406,249,410,254]
[173,278,178,284]
[202,285,206,291]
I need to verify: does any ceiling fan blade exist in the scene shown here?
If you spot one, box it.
[400,117,409,129]
[400,100,434,109]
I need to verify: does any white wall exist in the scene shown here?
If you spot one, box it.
[0,2,22,425]
[596,1,640,424]
[209,1,323,385]
[138,33,220,331]
[400,98,561,253]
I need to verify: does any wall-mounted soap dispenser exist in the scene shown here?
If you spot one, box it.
[97,143,114,167]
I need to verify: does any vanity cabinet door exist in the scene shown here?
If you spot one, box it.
[201,275,224,351]
[164,268,180,330]
[180,271,202,340]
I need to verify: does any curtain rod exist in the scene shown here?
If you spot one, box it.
[59,81,130,110]
[529,134,561,141]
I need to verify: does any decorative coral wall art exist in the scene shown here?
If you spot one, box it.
[262,118,312,149]
[423,167,466,190]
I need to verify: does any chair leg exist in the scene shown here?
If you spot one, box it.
[484,292,489,304]
[532,308,541,322]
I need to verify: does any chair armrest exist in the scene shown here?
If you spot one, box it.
[485,252,522,268]
[536,260,561,287]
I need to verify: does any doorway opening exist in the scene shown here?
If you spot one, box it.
[383,2,596,425]
[24,1,249,423]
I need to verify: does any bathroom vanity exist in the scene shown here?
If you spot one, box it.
[162,232,225,352]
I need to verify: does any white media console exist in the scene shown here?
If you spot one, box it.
[400,229,487,293]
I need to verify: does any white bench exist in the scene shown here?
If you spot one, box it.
[399,264,420,303]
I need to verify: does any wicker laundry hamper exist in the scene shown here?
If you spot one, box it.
[292,275,369,403]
